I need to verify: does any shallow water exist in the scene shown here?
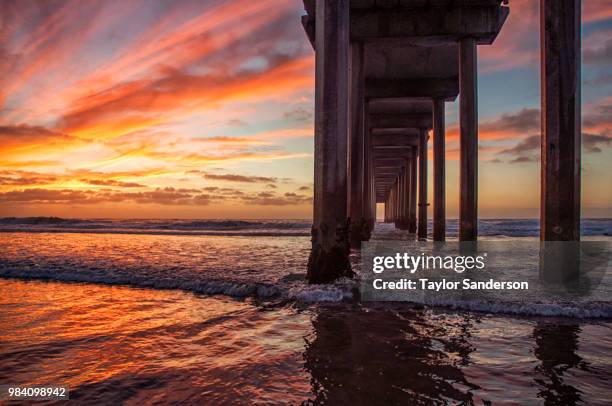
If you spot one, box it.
[0,217,610,237]
[1,228,610,316]
[1,279,611,405]
[0,221,611,404]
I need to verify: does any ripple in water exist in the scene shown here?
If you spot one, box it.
[1,279,611,404]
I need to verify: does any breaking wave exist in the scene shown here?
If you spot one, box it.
[0,217,609,237]
[1,219,610,317]
[0,217,312,236]
[1,264,611,318]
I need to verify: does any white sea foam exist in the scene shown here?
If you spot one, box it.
[4,265,612,318]
[1,222,611,318]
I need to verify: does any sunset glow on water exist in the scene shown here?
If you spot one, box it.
[1,0,612,404]
[1,277,611,404]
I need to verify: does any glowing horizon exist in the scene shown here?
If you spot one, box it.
[1,0,611,219]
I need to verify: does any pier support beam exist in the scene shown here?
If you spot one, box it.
[459,38,478,241]
[349,42,365,247]
[397,165,410,230]
[409,149,418,233]
[391,183,396,222]
[307,0,352,284]
[384,199,388,222]
[540,0,581,241]
[395,167,404,229]
[418,128,428,239]
[363,106,373,239]
[433,99,446,241]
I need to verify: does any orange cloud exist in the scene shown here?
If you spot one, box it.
[0,186,311,208]
[58,56,313,140]
[0,125,76,151]
[446,107,540,141]
[584,1,612,23]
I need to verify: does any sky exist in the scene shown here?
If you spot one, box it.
[0,0,610,220]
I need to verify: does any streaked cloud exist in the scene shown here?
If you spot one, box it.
[204,173,278,183]
[0,0,610,218]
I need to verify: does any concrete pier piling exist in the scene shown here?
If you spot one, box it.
[433,99,446,241]
[459,38,478,242]
[418,128,429,240]
[349,42,366,247]
[409,149,418,233]
[302,0,513,283]
[540,0,581,242]
[307,0,352,284]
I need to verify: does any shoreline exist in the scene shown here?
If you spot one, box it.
[2,275,610,320]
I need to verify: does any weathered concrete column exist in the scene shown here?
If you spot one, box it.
[390,187,394,222]
[307,0,352,284]
[409,149,418,233]
[371,165,376,228]
[433,98,446,241]
[384,198,389,222]
[540,0,581,241]
[393,182,399,223]
[397,165,409,230]
[418,128,428,239]
[390,184,395,222]
[401,168,407,227]
[396,179,400,223]
[363,110,374,239]
[395,171,402,228]
[459,38,478,241]
[349,42,365,247]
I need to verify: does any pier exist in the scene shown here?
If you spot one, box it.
[301,0,583,283]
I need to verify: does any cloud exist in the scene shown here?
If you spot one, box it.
[481,108,540,134]
[478,0,539,73]
[584,0,612,22]
[79,179,145,188]
[583,133,612,153]
[283,107,313,122]
[498,131,611,159]
[0,188,101,204]
[143,147,309,165]
[0,185,312,207]
[111,188,199,205]
[446,107,540,141]
[477,0,612,73]
[190,136,269,147]
[448,99,611,148]
[509,156,537,164]
[0,160,61,168]
[239,190,310,206]
[0,170,57,186]
[585,74,612,87]
[204,172,277,183]
[0,187,204,206]
[583,99,612,135]
[226,119,248,127]
[583,31,612,64]
[499,134,540,155]
[56,56,313,140]
[0,124,76,149]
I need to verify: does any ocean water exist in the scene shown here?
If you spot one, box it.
[0,216,610,237]
[0,218,611,404]
[0,218,610,315]
[1,280,611,404]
